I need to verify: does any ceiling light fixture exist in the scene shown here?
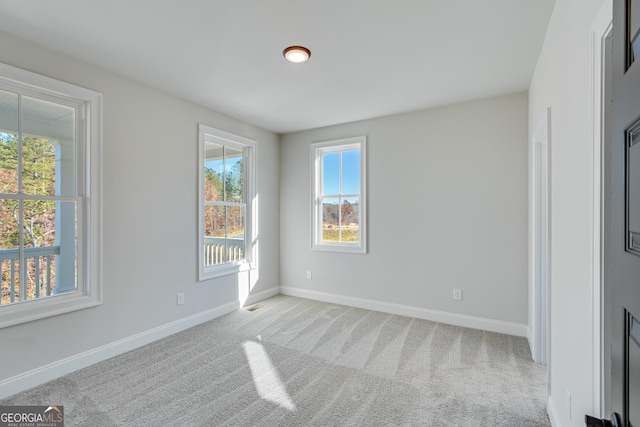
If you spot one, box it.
[283,46,311,63]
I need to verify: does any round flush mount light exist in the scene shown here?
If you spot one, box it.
[283,46,311,63]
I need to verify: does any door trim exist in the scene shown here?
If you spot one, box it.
[590,0,612,417]
[530,110,551,368]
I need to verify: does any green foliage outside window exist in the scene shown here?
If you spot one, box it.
[0,133,57,304]
[0,133,56,248]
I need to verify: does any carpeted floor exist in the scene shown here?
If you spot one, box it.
[1,295,550,426]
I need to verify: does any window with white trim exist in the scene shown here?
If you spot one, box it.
[0,63,102,328]
[198,124,255,280]
[311,136,367,253]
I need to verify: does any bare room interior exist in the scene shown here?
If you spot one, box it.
[0,1,633,426]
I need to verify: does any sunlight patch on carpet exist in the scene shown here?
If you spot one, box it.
[242,340,297,411]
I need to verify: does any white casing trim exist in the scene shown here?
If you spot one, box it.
[589,0,612,417]
[547,394,563,427]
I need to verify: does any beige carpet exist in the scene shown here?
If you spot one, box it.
[1,295,550,426]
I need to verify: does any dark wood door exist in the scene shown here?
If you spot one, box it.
[607,0,640,425]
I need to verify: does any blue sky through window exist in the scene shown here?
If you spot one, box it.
[204,155,242,176]
[322,149,360,196]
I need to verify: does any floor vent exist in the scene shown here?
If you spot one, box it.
[245,304,263,312]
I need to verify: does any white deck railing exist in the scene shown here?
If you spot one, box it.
[204,237,244,266]
[0,246,60,304]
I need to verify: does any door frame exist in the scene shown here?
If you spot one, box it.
[590,0,612,417]
[530,109,551,369]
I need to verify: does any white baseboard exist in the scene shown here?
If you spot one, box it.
[1,285,528,400]
[243,286,281,307]
[527,325,536,360]
[0,300,239,400]
[547,394,562,427]
[279,286,528,337]
[527,325,533,347]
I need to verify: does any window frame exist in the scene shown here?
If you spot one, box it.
[198,124,256,280]
[311,136,367,254]
[0,62,103,329]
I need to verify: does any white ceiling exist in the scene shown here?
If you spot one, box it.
[0,0,555,134]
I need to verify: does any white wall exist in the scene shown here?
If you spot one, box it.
[528,0,608,425]
[0,31,280,389]
[280,93,529,331]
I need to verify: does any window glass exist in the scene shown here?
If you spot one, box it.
[0,62,102,327]
[1,97,77,305]
[0,90,18,194]
[322,152,340,195]
[22,96,76,197]
[199,124,255,279]
[341,150,360,195]
[312,136,366,253]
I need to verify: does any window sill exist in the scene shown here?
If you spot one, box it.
[0,292,102,329]
[199,260,255,281]
[311,243,367,254]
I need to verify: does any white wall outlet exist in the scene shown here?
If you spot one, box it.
[177,293,185,305]
[306,271,312,280]
[453,289,462,301]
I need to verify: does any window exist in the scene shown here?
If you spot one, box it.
[198,124,255,280]
[311,136,367,253]
[0,63,102,328]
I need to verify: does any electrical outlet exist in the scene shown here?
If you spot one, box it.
[306,271,312,280]
[177,293,184,305]
[453,289,462,301]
